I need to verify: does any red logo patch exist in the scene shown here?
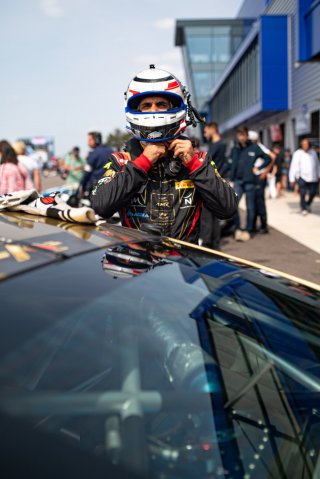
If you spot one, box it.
[41,196,55,205]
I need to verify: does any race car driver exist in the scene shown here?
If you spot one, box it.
[91,65,238,243]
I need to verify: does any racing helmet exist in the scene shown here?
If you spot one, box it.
[124,65,189,142]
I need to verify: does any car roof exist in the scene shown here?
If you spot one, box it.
[0,211,151,280]
[1,210,319,296]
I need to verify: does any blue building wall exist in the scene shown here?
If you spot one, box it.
[209,0,320,150]
[176,0,320,150]
[298,0,320,61]
[260,15,288,110]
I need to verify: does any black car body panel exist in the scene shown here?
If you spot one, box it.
[0,212,319,478]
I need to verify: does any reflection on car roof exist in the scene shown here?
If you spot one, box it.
[0,212,151,280]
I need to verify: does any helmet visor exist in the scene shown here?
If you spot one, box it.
[126,91,184,113]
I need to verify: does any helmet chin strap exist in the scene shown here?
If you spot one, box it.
[138,141,182,177]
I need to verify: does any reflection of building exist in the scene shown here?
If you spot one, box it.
[175,0,320,151]
[175,19,254,113]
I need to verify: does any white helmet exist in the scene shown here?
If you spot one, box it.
[124,65,189,142]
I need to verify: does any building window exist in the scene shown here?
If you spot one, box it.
[212,35,231,63]
[186,36,211,64]
[210,39,260,124]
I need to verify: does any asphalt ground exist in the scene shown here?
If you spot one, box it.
[220,214,320,285]
[42,174,320,285]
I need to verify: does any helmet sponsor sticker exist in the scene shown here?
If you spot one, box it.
[175,180,194,189]
[147,131,163,140]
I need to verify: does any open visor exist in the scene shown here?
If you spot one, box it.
[126,91,185,113]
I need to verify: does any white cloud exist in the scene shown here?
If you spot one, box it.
[40,0,64,18]
[155,18,175,30]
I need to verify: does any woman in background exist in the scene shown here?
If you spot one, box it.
[12,141,42,192]
[0,140,33,195]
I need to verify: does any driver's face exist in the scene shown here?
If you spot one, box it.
[137,96,171,112]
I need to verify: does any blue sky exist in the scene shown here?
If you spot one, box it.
[0,0,243,156]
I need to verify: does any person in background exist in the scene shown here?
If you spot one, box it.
[282,148,291,191]
[34,146,49,171]
[230,126,271,241]
[199,122,228,250]
[273,143,284,198]
[12,141,42,192]
[248,130,275,234]
[63,147,86,187]
[190,135,220,249]
[0,140,33,195]
[203,122,228,175]
[79,132,113,198]
[289,138,320,215]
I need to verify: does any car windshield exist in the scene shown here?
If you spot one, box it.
[0,241,319,478]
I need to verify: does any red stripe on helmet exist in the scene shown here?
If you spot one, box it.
[129,89,140,95]
[165,81,179,90]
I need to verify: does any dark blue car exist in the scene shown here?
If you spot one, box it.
[0,210,319,478]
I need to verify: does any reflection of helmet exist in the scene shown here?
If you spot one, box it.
[102,244,170,279]
[102,246,154,279]
[124,65,188,142]
[102,259,149,279]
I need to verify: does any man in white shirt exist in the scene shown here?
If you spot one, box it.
[289,138,320,215]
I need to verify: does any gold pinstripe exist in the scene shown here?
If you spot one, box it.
[169,238,320,292]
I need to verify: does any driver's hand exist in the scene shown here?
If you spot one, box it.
[168,139,194,164]
[143,143,168,163]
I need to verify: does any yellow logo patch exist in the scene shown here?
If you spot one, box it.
[175,180,195,190]
[103,169,116,178]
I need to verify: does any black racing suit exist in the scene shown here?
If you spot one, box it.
[91,138,238,243]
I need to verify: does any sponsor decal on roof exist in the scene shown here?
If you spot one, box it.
[32,241,69,253]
